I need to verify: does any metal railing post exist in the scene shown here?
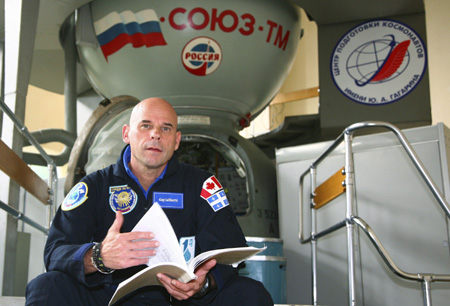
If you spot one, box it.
[47,163,58,230]
[421,276,433,306]
[344,131,357,306]
[310,166,318,305]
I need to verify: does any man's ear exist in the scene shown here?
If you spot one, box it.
[122,125,130,144]
[174,131,182,151]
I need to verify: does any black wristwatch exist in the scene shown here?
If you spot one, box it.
[193,273,211,299]
[91,242,115,274]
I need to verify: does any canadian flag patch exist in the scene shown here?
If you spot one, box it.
[200,176,223,199]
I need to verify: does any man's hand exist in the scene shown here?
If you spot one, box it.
[156,259,217,300]
[85,211,159,274]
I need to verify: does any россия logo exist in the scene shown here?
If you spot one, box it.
[181,37,222,76]
[330,19,427,105]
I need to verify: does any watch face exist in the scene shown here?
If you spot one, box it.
[203,275,210,290]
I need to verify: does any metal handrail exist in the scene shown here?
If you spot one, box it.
[346,122,450,218]
[0,97,57,231]
[352,216,450,306]
[299,121,450,242]
[352,216,450,282]
[0,200,48,234]
[298,121,450,306]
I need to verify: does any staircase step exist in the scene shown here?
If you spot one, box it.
[0,297,25,306]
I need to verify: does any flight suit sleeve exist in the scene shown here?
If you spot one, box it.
[191,175,248,304]
[44,180,113,287]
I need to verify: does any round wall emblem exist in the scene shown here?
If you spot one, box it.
[330,19,427,105]
[181,36,222,76]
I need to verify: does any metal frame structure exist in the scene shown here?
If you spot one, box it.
[299,121,450,306]
[0,97,56,234]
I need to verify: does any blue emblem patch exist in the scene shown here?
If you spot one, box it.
[206,190,229,212]
[153,192,184,209]
[109,185,137,214]
[62,182,88,211]
[180,236,195,264]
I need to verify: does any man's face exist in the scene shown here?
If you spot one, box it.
[123,99,181,172]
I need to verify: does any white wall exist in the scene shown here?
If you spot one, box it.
[425,0,450,127]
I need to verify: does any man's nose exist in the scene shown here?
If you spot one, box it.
[150,129,161,140]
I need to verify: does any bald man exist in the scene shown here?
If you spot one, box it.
[26,98,273,306]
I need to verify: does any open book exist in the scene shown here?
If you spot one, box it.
[109,202,264,305]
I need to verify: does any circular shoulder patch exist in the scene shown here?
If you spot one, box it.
[62,182,89,211]
[109,185,138,214]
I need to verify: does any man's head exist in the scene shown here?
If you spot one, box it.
[123,97,181,174]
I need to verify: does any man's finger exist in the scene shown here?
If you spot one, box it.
[195,258,217,275]
[108,211,124,234]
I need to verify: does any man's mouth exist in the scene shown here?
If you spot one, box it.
[146,146,162,152]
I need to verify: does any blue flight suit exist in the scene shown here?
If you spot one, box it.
[25,145,273,305]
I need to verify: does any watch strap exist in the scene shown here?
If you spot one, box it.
[193,273,211,299]
[91,242,115,274]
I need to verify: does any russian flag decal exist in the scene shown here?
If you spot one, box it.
[94,9,167,60]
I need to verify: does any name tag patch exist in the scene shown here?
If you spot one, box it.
[153,192,184,209]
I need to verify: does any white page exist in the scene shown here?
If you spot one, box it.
[132,202,187,269]
[188,246,266,271]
